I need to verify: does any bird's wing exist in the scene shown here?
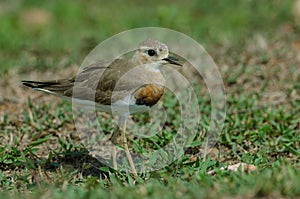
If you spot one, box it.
[22,60,124,105]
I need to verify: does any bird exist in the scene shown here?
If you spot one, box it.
[22,39,182,176]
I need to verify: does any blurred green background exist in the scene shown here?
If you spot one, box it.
[0,0,295,73]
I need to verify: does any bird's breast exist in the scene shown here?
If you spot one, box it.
[133,84,165,107]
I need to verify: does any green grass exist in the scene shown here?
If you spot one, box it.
[0,164,299,199]
[1,0,300,198]
[0,93,299,198]
[0,0,294,73]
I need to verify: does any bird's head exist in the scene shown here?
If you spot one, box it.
[133,39,182,67]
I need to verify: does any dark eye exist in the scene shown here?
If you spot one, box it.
[147,49,156,56]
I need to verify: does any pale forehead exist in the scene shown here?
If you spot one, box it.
[138,39,168,51]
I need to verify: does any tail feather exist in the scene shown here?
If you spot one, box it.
[22,79,74,95]
[22,80,58,88]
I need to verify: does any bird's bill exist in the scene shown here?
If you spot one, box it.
[162,55,183,66]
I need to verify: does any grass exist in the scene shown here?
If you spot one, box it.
[1,0,300,198]
[0,92,299,198]
[0,165,299,198]
[0,0,294,73]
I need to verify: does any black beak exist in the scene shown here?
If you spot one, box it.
[163,55,182,66]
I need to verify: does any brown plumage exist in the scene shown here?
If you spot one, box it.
[134,84,165,106]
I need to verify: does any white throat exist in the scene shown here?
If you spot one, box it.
[144,62,161,72]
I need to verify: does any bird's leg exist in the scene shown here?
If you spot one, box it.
[111,124,120,170]
[110,125,120,145]
[112,144,117,170]
[120,117,137,177]
[110,117,137,176]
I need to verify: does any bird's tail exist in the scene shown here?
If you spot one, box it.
[22,79,73,95]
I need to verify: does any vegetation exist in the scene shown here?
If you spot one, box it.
[0,0,299,198]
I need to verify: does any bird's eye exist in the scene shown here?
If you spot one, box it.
[147,49,156,56]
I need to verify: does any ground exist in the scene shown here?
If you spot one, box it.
[0,1,299,198]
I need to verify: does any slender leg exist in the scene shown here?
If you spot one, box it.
[120,118,137,177]
[110,125,120,145]
[111,126,119,170]
[112,145,117,170]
